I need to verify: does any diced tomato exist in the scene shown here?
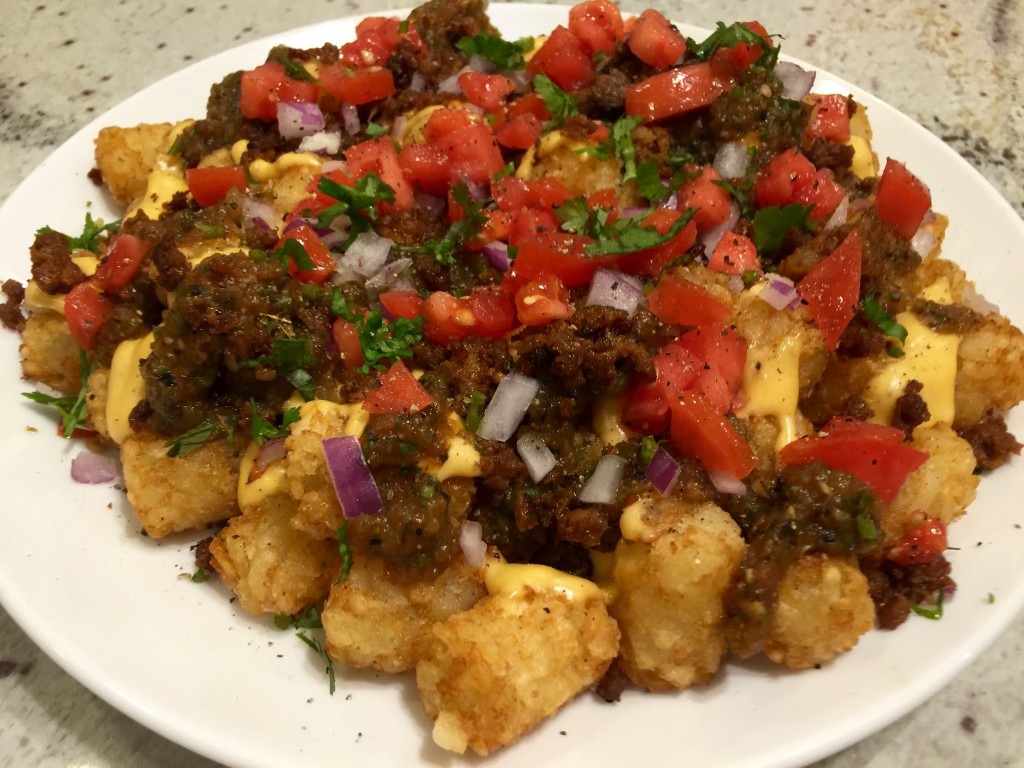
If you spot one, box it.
[494,176,572,215]
[515,274,573,326]
[363,361,434,414]
[345,137,414,211]
[239,62,320,121]
[379,290,424,320]
[673,324,748,413]
[467,285,517,337]
[888,517,948,566]
[721,20,770,71]
[495,112,543,150]
[797,230,861,349]
[526,26,594,92]
[341,16,420,68]
[625,62,730,123]
[422,291,478,343]
[586,187,619,221]
[466,208,511,249]
[654,341,700,395]
[505,231,597,289]
[568,0,625,57]
[806,94,851,142]
[64,283,113,350]
[397,143,449,197]
[627,9,686,70]
[780,417,929,503]
[91,234,152,292]
[612,208,697,277]
[319,64,395,105]
[508,92,552,123]
[287,167,357,223]
[667,389,756,478]
[422,108,477,144]
[707,231,759,275]
[676,166,731,232]
[458,72,516,113]
[186,166,248,207]
[508,208,562,246]
[822,417,905,443]
[875,159,932,240]
[57,423,99,440]
[621,379,670,435]
[793,168,845,221]
[278,222,335,283]
[332,318,364,371]
[647,273,732,327]
[754,148,816,209]
[435,123,505,187]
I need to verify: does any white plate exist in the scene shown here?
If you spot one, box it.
[1,5,1023,767]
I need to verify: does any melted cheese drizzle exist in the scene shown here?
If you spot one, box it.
[127,122,193,220]
[737,335,803,451]
[248,152,323,182]
[619,495,656,543]
[106,333,155,444]
[419,412,482,482]
[483,558,603,603]
[23,254,99,314]
[592,396,637,446]
[864,279,960,427]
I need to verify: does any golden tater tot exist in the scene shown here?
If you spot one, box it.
[20,311,81,395]
[955,314,1024,428]
[93,123,181,209]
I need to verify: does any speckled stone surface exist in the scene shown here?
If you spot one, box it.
[1,0,1022,766]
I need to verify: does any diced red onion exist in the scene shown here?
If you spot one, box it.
[701,201,741,256]
[415,190,446,217]
[774,61,816,100]
[321,159,349,175]
[586,268,644,318]
[458,176,487,202]
[728,274,745,293]
[242,198,280,233]
[248,437,287,482]
[644,446,680,495]
[277,101,325,139]
[910,225,936,259]
[708,470,747,496]
[759,274,800,311]
[508,68,531,93]
[299,130,342,155]
[658,191,679,210]
[476,372,540,442]
[459,520,487,567]
[283,218,311,235]
[364,257,413,295]
[409,73,427,94]
[339,231,393,277]
[483,241,511,272]
[824,195,849,231]
[390,115,408,140]
[577,455,627,504]
[322,436,382,518]
[516,433,557,482]
[339,102,361,136]
[922,209,937,225]
[438,73,463,94]
[464,103,485,116]
[468,54,497,74]
[713,141,749,180]
[70,451,118,484]
[961,283,1000,316]
[621,206,646,218]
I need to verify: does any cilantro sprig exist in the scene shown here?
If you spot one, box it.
[556,197,697,257]
[315,172,395,246]
[532,74,579,125]
[22,351,95,438]
[751,203,813,253]
[165,418,220,458]
[250,402,300,445]
[36,212,121,252]
[456,32,535,70]
[331,289,425,374]
[687,22,777,67]
[238,338,318,400]
[423,183,487,265]
[297,630,337,695]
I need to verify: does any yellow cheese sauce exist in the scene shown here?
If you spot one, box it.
[105,333,155,445]
[483,557,604,603]
[419,412,482,482]
[738,334,803,451]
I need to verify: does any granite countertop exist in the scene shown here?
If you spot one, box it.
[1,0,1022,766]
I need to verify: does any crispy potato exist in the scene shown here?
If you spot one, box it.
[322,556,485,673]
[120,432,241,537]
[763,554,875,670]
[20,311,81,394]
[611,499,745,691]
[884,422,978,539]
[210,494,340,615]
[523,130,622,198]
[955,313,1024,428]
[269,164,323,218]
[94,123,181,208]
[416,586,619,755]
[85,367,110,440]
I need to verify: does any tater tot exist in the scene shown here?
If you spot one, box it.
[93,123,181,209]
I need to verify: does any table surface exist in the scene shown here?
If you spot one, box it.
[1,0,1023,766]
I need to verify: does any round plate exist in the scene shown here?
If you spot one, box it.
[1,5,1022,767]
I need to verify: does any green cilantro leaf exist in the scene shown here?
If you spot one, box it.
[610,115,645,182]
[196,223,225,239]
[751,203,813,253]
[296,630,337,694]
[456,32,535,70]
[532,74,579,125]
[250,402,300,445]
[423,183,486,265]
[268,238,316,272]
[165,417,220,458]
[316,172,395,245]
[713,177,754,218]
[555,197,697,257]
[335,522,353,583]
[22,351,94,438]
[275,605,323,630]
[238,338,318,400]
[270,48,319,83]
[191,569,209,583]
[855,513,878,543]
[636,159,672,202]
[640,435,658,466]
[553,196,593,235]
[331,288,425,374]
[365,121,389,138]
[36,212,121,252]
[494,161,516,183]
[686,22,776,67]
[910,588,945,621]
[465,390,487,433]
[861,294,909,343]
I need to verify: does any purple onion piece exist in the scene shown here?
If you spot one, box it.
[277,101,326,139]
[708,469,746,496]
[339,102,360,136]
[774,61,816,100]
[482,241,511,272]
[299,130,342,155]
[70,451,118,484]
[644,446,680,495]
[586,268,644,318]
[322,436,383,518]
[758,274,799,311]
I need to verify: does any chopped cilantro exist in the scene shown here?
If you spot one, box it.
[22,351,94,438]
[265,238,316,272]
[855,513,877,542]
[335,522,353,583]
[297,630,337,695]
[191,568,208,583]
[887,345,906,359]
[196,223,225,239]
[640,435,658,466]
[555,197,697,257]
[494,161,516,183]
[751,203,813,253]
[861,294,909,343]
[910,589,945,621]
[270,49,319,83]
[456,32,534,70]
[331,288,425,374]
[250,402,300,445]
[465,390,487,433]
[238,338,317,400]
[532,74,579,125]
[365,121,389,138]
[686,22,777,67]
[741,269,761,288]
[636,159,672,202]
[315,172,395,246]
[421,182,486,265]
[165,417,220,458]
[987,592,996,604]
[610,115,645,182]
[275,605,323,630]
[713,177,754,218]
[36,212,121,252]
